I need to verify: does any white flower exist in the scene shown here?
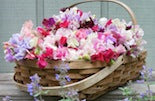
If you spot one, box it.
[99,17,108,26]
[112,18,126,29]
[29,37,38,47]
[67,38,79,48]
[43,35,57,50]
[67,49,80,60]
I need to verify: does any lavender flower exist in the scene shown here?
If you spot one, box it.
[27,74,42,96]
[140,65,152,81]
[5,33,32,62]
[4,48,15,62]
[139,92,145,98]
[2,96,12,101]
[123,98,130,101]
[54,62,70,86]
[66,88,80,101]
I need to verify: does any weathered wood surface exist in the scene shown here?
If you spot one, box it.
[0,73,155,101]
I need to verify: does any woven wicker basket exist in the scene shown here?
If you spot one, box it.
[14,0,147,100]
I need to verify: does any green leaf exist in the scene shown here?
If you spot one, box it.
[34,47,40,55]
[34,92,41,97]
[110,59,115,65]
[59,98,72,101]
[40,90,49,94]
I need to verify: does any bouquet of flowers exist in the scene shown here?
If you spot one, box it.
[3,7,146,69]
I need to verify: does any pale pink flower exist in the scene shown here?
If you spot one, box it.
[75,29,88,40]
[20,20,34,38]
[115,44,126,54]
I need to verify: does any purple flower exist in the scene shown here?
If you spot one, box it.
[65,75,71,82]
[54,62,70,86]
[136,80,145,84]
[80,12,91,22]
[55,74,60,80]
[4,48,15,62]
[5,33,32,61]
[105,35,116,43]
[139,92,145,98]
[140,65,152,80]
[42,17,55,29]
[66,88,80,101]
[2,96,12,101]
[8,34,21,45]
[123,98,130,101]
[27,74,42,96]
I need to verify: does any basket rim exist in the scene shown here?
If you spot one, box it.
[15,51,147,69]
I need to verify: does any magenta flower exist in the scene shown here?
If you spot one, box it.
[42,17,55,29]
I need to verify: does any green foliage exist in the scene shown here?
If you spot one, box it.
[59,98,72,101]
[119,87,133,96]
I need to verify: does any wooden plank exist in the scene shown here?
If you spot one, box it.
[1,73,155,101]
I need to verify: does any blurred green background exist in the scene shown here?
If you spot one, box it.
[0,0,155,73]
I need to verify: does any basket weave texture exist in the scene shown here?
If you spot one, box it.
[14,51,146,100]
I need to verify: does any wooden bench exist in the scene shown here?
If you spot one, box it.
[0,73,155,101]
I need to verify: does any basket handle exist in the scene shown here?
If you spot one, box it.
[68,0,137,25]
[14,55,124,95]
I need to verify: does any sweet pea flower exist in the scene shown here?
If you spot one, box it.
[20,20,34,38]
[67,49,80,60]
[67,38,79,48]
[112,18,126,29]
[42,17,55,29]
[5,33,32,61]
[55,28,73,40]
[80,12,91,22]
[75,29,88,40]
[37,57,47,69]
[53,47,68,60]
[59,36,67,47]
[29,37,38,47]
[93,39,106,52]
[4,48,15,62]
[99,17,108,26]
[59,20,70,28]
[43,34,57,50]
[115,44,126,54]
[37,27,50,37]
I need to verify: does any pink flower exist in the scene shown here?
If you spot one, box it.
[37,27,50,37]
[59,20,70,28]
[115,44,126,54]
[54,47,68,60]
[98,32,105,40]
[37,57,47,69]
[42,47,53,59]
[92,25,99,31]
[102,49,115,63]
[20,20,34,38]
[93,39,105,52]
[105,19,112,27]
[59,36,67,46]
[91,49,115,63]
[76,29,88,40]
[25,50,36,60]
[91,52,104,62]
[77,10,83,16]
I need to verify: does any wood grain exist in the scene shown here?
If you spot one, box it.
[1,72,155,101]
